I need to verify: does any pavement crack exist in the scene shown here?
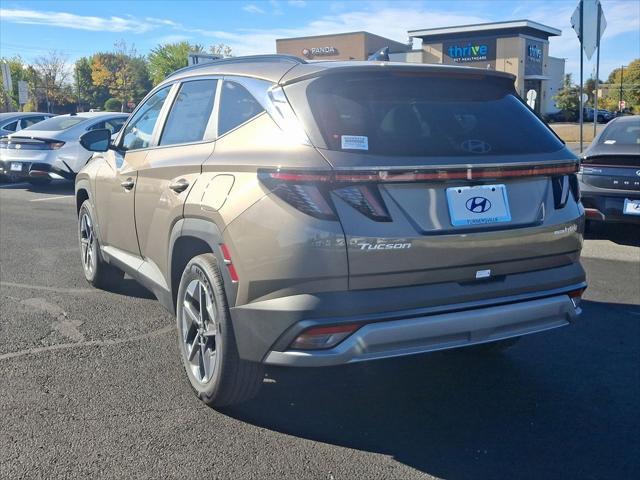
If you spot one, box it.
[0,325,174,361]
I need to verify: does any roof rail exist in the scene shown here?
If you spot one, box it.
[165,54,307,80]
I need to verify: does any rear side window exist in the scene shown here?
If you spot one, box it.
[21,116,45,128]
[287,72,564,157]
[3,120,18,131]
[90,118,126,134]
[160,79,217,146]
[121,86,170,151]
[218,81,264,136]
[27,116,86,131]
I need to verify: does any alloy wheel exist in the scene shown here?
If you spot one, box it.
[79,212,96,276]
[181,277,218,384]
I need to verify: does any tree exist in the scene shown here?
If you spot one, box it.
[34,50,70,112]
[92,41,150,112]
[210,43,233,58]
[554,74,579,119]
[148,42,204,85]
[75,56,109,111]
[603,59,640,112]
[104,98,121,111]
[583,77,603,106]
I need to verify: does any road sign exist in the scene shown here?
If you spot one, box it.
[0,62,12,93]
[18,81,29,104]
[127,101,136,109]
[581,93,589,103]
[619,100,626,110]
[571,0,607,60]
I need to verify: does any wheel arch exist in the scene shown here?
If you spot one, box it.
[75,179,91,216]
[169,218,237,310]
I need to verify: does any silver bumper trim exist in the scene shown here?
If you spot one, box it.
[263,294,579,367]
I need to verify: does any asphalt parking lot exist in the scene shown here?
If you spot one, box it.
[1,180,638,480]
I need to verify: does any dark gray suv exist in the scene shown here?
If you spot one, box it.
[76,55,586,407]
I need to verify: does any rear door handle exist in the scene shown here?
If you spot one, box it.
[121,178,135,190]
[169,179,190,194]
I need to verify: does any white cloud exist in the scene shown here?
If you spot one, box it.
[243,4,266,14]
[0,8,159,33]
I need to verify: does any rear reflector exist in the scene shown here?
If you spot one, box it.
[290,323,361,350]
[219,244,239,283]
[584,208,605,221]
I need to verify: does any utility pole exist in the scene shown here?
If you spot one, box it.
[579,0,584,152]
[619,64,624,112]
[593,1,601,137]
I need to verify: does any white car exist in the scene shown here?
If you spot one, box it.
[0,112,128,185]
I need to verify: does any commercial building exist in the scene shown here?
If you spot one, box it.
[275,31,410,61]
[275,20,565,116]
[404,20,565,115]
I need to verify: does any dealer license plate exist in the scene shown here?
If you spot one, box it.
[446,184,511,226]
[623,198,640,216]
[10,162,22,172]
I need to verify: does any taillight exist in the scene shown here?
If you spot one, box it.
[0,139,65,150]
[258,171,337,220]
[290,323,361,350]
[258,162,579,221]
[334,185,391,221]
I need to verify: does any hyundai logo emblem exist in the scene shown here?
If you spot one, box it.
[466,196,492,213]
[636,170,640,177]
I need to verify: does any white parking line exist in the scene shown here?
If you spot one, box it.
[29,195,73,202]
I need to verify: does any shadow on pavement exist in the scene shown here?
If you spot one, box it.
[223,300,639,479]
[585,222,640,247]
[26,180,75,195]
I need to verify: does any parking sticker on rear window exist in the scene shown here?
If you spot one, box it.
[341,135,368,151]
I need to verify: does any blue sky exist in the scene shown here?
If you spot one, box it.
[1,0,638,80]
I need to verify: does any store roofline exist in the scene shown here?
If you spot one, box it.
[408,20,562,38]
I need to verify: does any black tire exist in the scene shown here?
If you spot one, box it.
[78,200,124,289]
[176,254,263,408]
[464,337,521,354]
[28,178,51,186]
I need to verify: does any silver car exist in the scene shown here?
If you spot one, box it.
[0,112,54,137]
[0,112,128,185]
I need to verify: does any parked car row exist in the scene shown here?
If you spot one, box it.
[544,107,615,124]
[0,112,128,185]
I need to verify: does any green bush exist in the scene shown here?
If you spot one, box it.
[104,98,121,112]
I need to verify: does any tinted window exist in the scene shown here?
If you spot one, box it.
[122,87,170,150]
[160,79,217,146]
[21,116,45,128]
[599,120,640,145]
[218,81,264,136]
[3,120,18,131]
[289,72,564,157]
[27,116,86,131]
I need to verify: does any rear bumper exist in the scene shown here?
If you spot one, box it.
[0,161,75,180]
[264,294,581,367]
[579,179,640,224]
[230,261,586,364]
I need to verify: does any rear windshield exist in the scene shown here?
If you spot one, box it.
[26,116,87,131]
[599,120,640,145]
[287,71,564,157]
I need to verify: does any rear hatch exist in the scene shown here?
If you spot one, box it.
[582,133,640,192]
[279,68,582,290]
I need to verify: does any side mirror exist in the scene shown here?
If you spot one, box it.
[80,129,112,152]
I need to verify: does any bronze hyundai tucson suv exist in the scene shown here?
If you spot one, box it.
[75,55,586,407]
